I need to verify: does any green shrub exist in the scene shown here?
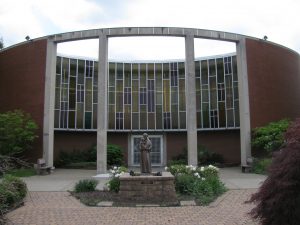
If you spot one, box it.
[107,145,124,166]
[74,179,98,193]
[0,175,27,218]
[252,158,272,174]
[107,177,120,193]
[167,164,191,176]
[0,110,38,156]
[192,176,226,205]
[167,164,226,205]
[198,146,224,165]
[56,144,124,167]
[175,174,196,194]
[107,166,127,193]
[252,119,290,154]
[200,165,219,178]
[171,145,224,166]
[167,159,187,167]
[56,148,95,166]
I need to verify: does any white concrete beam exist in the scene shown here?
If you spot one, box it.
[236,38,252,166]
[97,34,108,174]
[185,34,198,166]
[43,40,57,167]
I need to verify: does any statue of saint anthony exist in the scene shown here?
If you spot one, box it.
[139,133,152,174]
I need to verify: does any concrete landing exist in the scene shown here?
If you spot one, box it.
[21,167,266,192]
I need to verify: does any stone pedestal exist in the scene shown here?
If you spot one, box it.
[119,172,178,206]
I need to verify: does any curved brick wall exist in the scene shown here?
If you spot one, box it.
[0,40,48,160]
[246,39,300,129]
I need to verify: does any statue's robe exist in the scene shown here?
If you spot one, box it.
[140,138,152,174]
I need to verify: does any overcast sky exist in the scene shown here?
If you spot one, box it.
[1,0,299,60]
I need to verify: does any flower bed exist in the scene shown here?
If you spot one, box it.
[166,164,227,205]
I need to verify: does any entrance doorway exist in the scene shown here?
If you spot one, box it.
[131,135,163,166]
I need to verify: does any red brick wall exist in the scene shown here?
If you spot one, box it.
[0,40,48,160]
[197,130,240,164]
[54,131,129,164]
[246,39,300,128]
[54,131,240,165]
[166,133,187,161]
[166,131,240,164]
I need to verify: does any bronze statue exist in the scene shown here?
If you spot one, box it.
[139,133,152,174]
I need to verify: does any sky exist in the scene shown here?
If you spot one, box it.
[0,0,299,60]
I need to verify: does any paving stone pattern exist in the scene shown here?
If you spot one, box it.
[7,190,259,225]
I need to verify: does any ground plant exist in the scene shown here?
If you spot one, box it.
[252,158,272,175]
[0,155,33,176]
[106,166,127,192]
[248,118,300,225]
[74,179,98,193]
[167,164,226,205]
[5,168,36,177]
[56,144,124,168]
[0,175,27,225]
[170,145,224,167]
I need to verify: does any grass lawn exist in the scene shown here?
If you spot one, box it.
[6,168,36,177]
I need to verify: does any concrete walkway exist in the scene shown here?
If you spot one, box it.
[21,167,266,191]
[219,167,266,189]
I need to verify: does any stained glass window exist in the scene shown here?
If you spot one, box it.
[54,54,239,131]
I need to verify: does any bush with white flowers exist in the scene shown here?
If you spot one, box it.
[166,164,219,179]
[106,166,127,192]
[166,164,226,205]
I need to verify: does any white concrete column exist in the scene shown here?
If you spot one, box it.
[236,38,252,166]
[97,33,108,173]
[43,40,57,167]
[185,34,198,166]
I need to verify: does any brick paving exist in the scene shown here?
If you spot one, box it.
[6,190,259,225]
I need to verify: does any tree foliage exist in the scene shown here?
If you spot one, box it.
[251,119,290,153]
[248,118,300,225]
[0,110,38,156]
[0,37,3,50]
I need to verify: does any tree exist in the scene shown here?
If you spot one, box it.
[0,110,38,156]
[247,118,300,225]
[251,119,290,154]
[0,37,4,50]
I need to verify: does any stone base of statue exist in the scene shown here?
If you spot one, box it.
[118,172,178,206]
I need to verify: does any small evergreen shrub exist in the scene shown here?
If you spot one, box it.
[247,118,300,225]
[251,118,290,154]
[107,145,124,166]
[74,179,98,193]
